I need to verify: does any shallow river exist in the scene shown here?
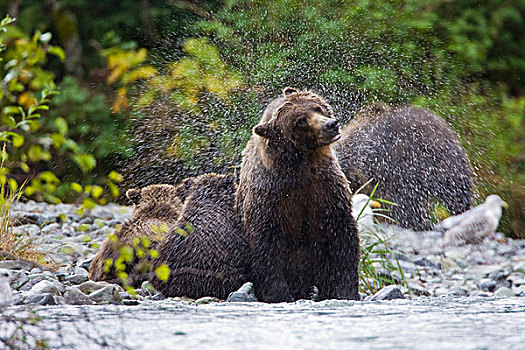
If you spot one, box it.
[6,297,525,349]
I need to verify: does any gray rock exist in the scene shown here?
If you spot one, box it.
[88,285,121,303]
[471,291,491,298]
[79,217,94,225]
[494,286,515,297]
[64,287,93,305]
[79,280,108,295]
[25,293,57,305]
[78,258,93,271]
[12,224,40,236]
[489,269,510,282]
[478,279,497,292]
[439,258,459,272]
[28,280,64,295]
[195,296,220,305]
[9,270,29,290]
[141,281,157,296]
[150,293,165,301]
[407,283,430,296]
[64,274,89,284]
[447,287,469,297]
[41,223,61,234]
[0,260,36,270]
[412,257,439,269]
[226,282,258,302]
[465,265,504,279]
[513,261,525,274]
[369,285,405,301]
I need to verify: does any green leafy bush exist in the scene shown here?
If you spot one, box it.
[0,16,122,208]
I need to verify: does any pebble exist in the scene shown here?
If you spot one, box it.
[88,285,121,303]
[64,287,93,305]
[478,279,497,292]
[28,280,63,296]
[0,260,37,270]
[79,281,108,295]
[369,285,405,301]
[195,296,220,304]
[494,286,515,297]
[25,293,57,306]
[227,282,258,302]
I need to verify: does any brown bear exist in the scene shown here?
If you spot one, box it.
[335,103,473,230]
[236,87,360,303]
[88,184,184,286]
[151,173,249,299]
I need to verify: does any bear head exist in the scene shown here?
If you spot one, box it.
[126,184,184,220]
[254,87,341,152]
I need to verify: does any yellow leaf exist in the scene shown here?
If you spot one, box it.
[155,264,170,282]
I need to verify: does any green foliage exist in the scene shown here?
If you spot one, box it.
[104,231,165,295]
[0,17,123,208]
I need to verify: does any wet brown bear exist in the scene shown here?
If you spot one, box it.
[236,88,360,303]
[89,184,184,286]
[151,173,249,299]
[335,104,473,230]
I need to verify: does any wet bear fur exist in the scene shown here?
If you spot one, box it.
[335,104,473,230]
[89,184,184,286]
[236,87,360,303]
[151,173,250,299]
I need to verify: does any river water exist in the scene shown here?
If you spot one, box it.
[6,296,525,349]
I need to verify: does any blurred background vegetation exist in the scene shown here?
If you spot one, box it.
[0,0,524,236]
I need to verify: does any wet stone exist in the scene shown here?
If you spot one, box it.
[407,283,430,297]
[447,287,469,297]
[412,257,439,269]
[28,280,64,295]
[64,287,93,305]
[0,260,36,270]
[195,296,220,305]
[64,274,89,285]
[25,293,57,306]
[513,261,525,274]
[478,279,497,292]
[150,293,165,301]
[369,285,405,301]
[494,287,515,298]
[41,223,61,234]
[12,224,40,236]
[9,270,29,290]
[439,258,458,272]
[79,280,108,295]
[227,282,258,302]
[88,285,121,303]
[141,281,157,296]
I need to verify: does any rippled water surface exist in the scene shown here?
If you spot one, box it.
[8,297,525,349]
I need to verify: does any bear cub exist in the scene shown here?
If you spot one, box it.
[151,173,249,300]
[89,184,184,286]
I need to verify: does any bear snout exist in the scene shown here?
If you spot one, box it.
[320,119,341,144]
[323,119,339,134]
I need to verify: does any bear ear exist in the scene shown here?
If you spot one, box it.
[126,188,142,205]
[254,123,278,140]
[282,87,299,97]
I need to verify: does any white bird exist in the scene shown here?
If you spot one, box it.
[0,268,13,312]
[435,194,508,246]
[352,193,381,234]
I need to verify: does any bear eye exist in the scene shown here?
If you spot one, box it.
[313,106,323,114]
[296,116,308,127]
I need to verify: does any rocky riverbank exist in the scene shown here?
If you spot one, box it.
[2,201,525,308]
